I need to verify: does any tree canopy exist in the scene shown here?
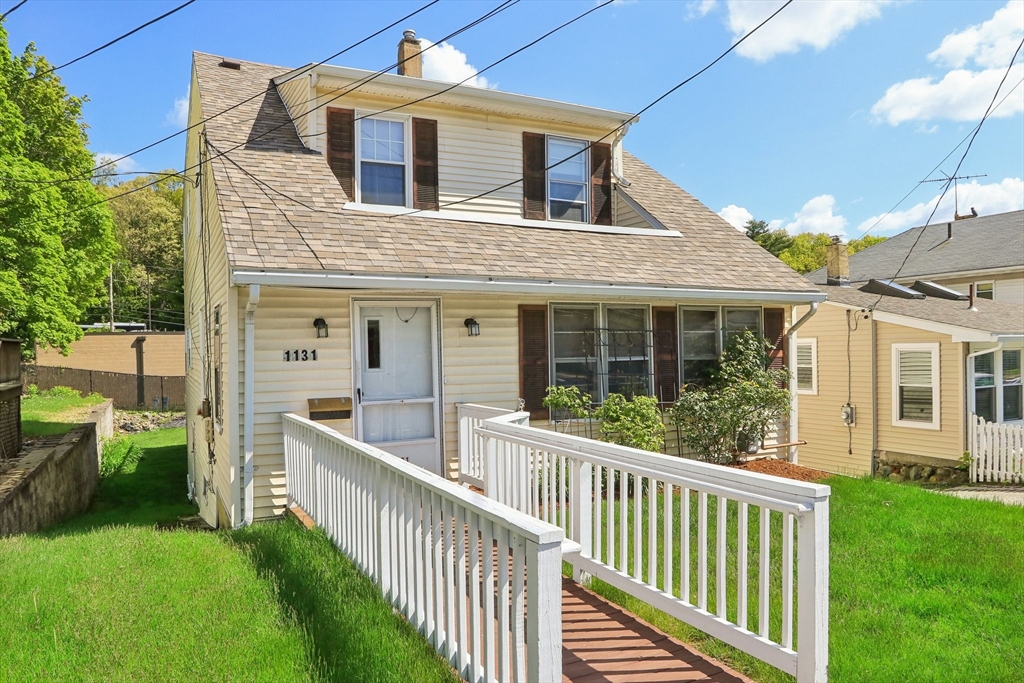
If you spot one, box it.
[741,218,887,274]
[744,218,794,257]
[0,23,117,350]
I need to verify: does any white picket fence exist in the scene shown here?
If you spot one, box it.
[282,413,565,683]
[469,409,831,682]
[457,404,527,488]
[970,413,1024,483]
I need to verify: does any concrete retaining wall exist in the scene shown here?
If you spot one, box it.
[0,400,113,536]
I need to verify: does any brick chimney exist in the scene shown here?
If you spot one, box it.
[826,235,850,287]
[397,30,422,78]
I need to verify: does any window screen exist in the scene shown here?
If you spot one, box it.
[360,118,405,206]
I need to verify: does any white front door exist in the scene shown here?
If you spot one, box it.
[354,301,441,474]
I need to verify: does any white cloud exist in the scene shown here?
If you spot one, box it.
[166,89,189,127]
[872,1,1024,125]
[718,203,753,230]
[780,194,848,236]
[726,0,890,62]
[687,0,717,20]
[93,153,140,174]
[928,0,1023,69]
[855,177,1024,234]
[421,39,493,89]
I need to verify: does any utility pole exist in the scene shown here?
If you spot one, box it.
[108,263,115,332]
[147,271,153,331]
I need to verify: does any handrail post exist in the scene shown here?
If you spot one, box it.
[796,497,830,683]
[459,408,469,482]
[570,457,592,581]
[483,433,497,501]
[526,539,563,683]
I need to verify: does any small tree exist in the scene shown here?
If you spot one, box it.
[542,385,591,433]
[671,330,790,463]
[594,393,665,452]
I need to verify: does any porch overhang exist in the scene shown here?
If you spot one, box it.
[231,269,827,305]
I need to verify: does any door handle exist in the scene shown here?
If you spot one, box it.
[356,387,362,404]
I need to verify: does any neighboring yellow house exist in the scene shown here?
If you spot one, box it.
[181,35,826,527]
[795,244,1024,480]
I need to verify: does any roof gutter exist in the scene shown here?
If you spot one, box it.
[241,283,260,526]
[231,270,827,305]
[786,302,819,463]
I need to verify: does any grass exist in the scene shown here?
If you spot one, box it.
[573,475,1024,683]
[0,427,458,683]
[20,388,106,437]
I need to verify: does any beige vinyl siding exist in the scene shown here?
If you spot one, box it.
[184,62,236,525]
[303,90,610,217]
[875,321,964,462]
[793,303,874,475]
[612,189,656,230]
[275,74,311,145]
[926,271,1024,306]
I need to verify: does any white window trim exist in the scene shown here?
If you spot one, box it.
[974,280,995,299]
[796,338,817,395]
[546,135,589,224]
[354,111,413,209]
[547,302,654,405]
[891,342,941,430]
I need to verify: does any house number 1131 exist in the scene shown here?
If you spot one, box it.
[283,349,318,362]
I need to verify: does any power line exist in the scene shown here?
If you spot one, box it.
[855,76,1024,239]
[29,0,197,80]
[209,0,792,228]
[22,0,439,193]
[0,0,27,20]
[397,0,794,217]
[869,37,1024,311]
[16,0,517,230]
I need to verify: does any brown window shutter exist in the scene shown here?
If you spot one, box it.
[326,108,355,200]
[522,132,546,220]
[519,305,549,419]
[652,307,679,404]
[412,117,439,210]
[591,142,612,225]
[763,308,786,374]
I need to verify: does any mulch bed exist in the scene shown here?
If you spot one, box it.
[730,458,831,482]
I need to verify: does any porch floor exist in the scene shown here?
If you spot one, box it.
[561,579,751,683]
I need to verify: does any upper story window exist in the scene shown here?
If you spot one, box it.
[975,281,994,300]
[359,118,407,206]
[547,137,588,223]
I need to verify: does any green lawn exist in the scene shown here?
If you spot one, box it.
[578,476,1024,683]
[0,427,458,683]
[20,388,106,437]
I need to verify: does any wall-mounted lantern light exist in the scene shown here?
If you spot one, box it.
[464,317,480,337]
[313,317,329,338]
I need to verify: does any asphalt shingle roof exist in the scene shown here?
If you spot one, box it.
[808,210,1024,285]
[193,52,819,294]
[821,285,1024,336]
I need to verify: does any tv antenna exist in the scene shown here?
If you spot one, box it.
[919,171,986,219]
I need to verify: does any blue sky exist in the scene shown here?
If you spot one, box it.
[5,0,1023,238]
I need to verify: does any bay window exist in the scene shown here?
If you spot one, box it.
[892,343,940,429]
[972,348,1023,423]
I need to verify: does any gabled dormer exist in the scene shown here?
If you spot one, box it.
[272,30,665,233]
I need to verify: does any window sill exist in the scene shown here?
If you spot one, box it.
[891,418,941,431]
[342,202,680,238]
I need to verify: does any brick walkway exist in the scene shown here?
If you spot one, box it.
[561,579,752,683]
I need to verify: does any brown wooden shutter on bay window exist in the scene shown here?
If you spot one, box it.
[519,305,549,419]
[652,307,679,404]
[326,108,355,200]
[522,132,546,220]
[763,308,786,374]
[590,142,613,225]
[412,118,439,211]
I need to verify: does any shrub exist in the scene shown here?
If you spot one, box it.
[25,384,39,397]
[542,385,592,433]
[671,330,790,463]
[593,393,665,452]
[43,385,82,398]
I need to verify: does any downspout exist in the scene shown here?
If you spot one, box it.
[242,284,260,526]
[786,302,819,463]
[611,122,632,187]
[870,311,878,473]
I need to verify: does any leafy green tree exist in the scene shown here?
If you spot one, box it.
[849,234,887,254]
[85,172,184,330]
[671,331,790,463]
[743,218,794,257]
[0,24,116,350]
[776,232,888,274]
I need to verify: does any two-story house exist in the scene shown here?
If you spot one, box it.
[183,33,825,527]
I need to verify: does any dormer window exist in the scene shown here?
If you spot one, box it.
[359,117,408,206]
[547,137,589,222]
